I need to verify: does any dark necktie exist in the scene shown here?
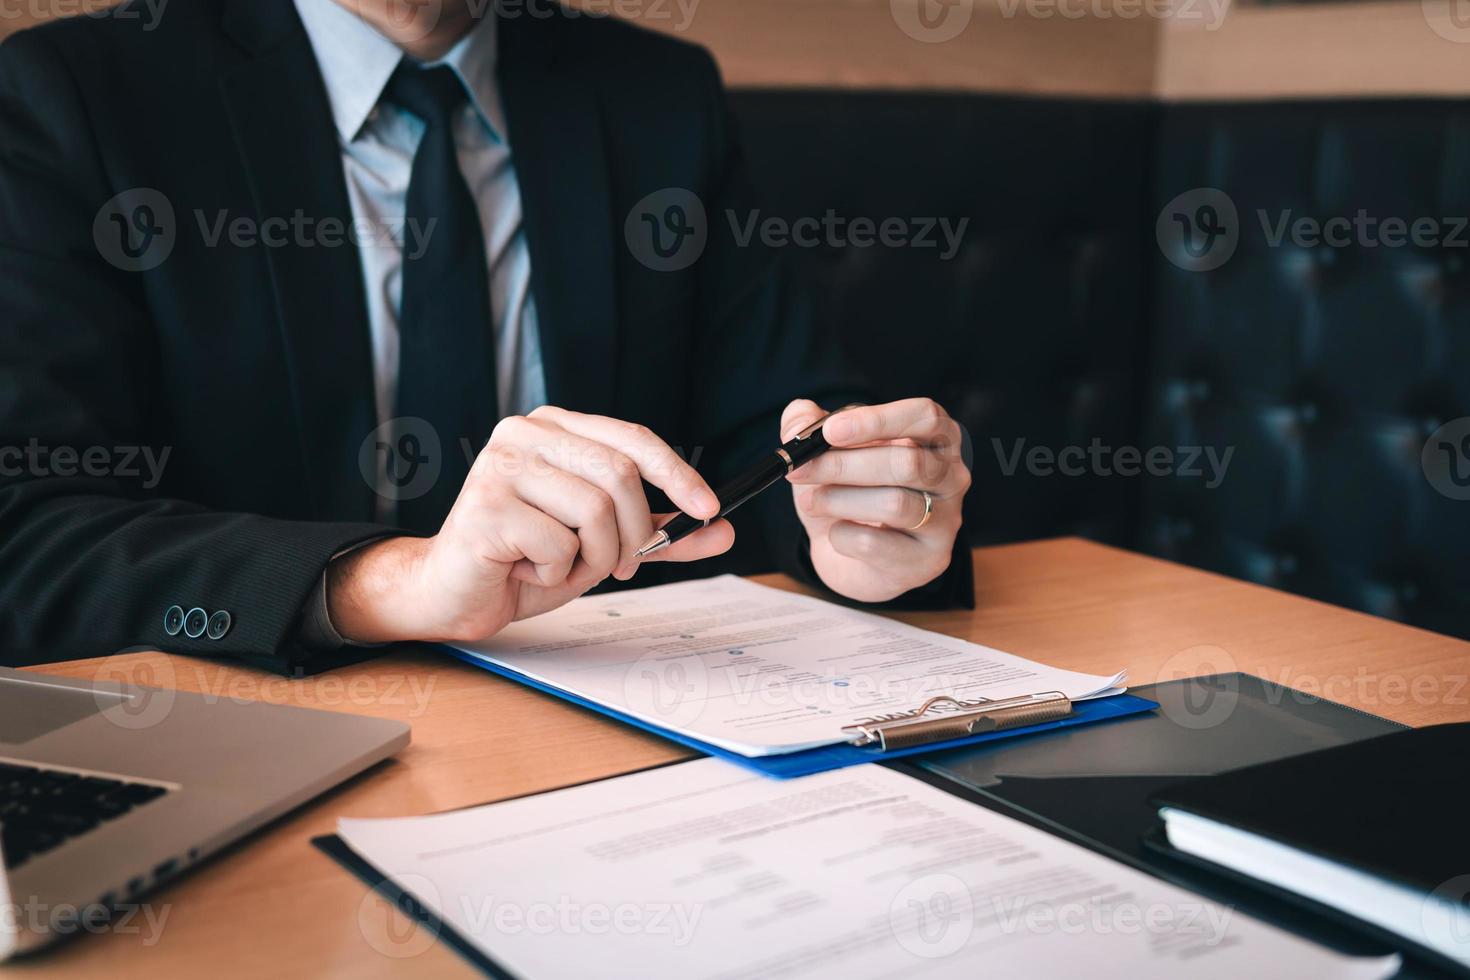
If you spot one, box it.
[384,63,497,533]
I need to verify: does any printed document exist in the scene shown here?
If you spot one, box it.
[453,575,1124,755]
[338,759,1399,980]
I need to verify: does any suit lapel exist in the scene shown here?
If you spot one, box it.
[219,0,377,521]
[498,13,619,414]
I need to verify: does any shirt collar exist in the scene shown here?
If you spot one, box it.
[293,0,504,144]
[434,15,506,141]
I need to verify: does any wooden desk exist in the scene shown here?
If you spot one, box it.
[10,538,1470,978]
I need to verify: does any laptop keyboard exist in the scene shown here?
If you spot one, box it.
[0,761,170,869]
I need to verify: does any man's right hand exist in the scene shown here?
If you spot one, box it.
[325,407,733,645]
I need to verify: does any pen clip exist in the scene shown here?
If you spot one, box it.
[841,691,1073,751]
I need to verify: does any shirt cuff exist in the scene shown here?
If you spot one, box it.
[295,540,392,652]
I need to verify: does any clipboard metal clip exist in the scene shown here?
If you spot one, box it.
[841,691,1073,751]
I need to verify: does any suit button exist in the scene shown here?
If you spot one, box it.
[206,610,232,641]
[163,605,185,636]
[183,607,208,639]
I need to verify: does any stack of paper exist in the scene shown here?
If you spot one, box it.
[453,575,1126,757]
[337,759,1400,980]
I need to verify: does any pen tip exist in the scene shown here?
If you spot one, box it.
[634,530,670,559]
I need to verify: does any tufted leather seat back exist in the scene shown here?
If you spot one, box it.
[1142,101,1470,638]
[729,91,1470,640]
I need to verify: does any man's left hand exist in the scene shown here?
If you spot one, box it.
[783,398,970,602]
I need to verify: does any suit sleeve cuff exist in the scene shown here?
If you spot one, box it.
[294,539,393,652]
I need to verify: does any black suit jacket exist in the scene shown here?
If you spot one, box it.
[0,0,968,673]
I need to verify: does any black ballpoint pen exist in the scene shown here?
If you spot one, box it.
[634,404,864,558]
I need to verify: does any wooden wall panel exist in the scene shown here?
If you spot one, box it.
[4,2,1469,107]
[583,0,1160,96]
[1158,0,1470,99]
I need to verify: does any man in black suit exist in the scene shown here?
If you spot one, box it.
[0,0,971,673]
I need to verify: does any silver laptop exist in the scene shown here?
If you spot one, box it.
[0,665,410,958]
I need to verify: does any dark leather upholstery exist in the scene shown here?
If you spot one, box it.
[728,92,1470,640]
[1143,101,1470,639]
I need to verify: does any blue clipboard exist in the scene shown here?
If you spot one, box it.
[442,646,1158,778]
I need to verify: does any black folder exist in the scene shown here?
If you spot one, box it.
[1149,723,1470,900]
[1145,724,1470,978]
[911,673,1465,978]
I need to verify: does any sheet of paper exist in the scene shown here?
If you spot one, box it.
[338,759,1399,980]
[453,575,1125,755]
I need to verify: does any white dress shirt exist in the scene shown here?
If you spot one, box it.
[291,1,548,647]
[293,0,546,442]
